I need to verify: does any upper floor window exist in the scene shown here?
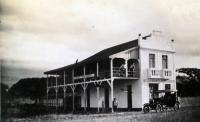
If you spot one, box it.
[162,55,168,69]
[149,54,155,68]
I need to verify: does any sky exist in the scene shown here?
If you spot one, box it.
[1,0,200,87]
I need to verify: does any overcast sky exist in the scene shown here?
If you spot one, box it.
[1,0,200,87]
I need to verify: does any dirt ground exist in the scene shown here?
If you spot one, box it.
[3,106,200,122]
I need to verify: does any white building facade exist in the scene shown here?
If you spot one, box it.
[44,31,176,112]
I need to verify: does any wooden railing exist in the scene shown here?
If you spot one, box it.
[99,70,110,79]
[113,67,139,78]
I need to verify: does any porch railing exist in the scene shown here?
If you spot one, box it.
[128,70,139,77]
[99,70,110,79]
[113,67,125,77]
[113,67,139,78]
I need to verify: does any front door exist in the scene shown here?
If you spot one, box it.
[87,88,90,109]
[105,87,109,110]
[149,83,158,99]
[127,85,132,110]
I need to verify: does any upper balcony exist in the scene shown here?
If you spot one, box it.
[112,67,139,78]
[148,68,172,79]
[112,58,139,79]
[47,58,140,87]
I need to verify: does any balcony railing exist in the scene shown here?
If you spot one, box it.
[128,70,139,77]
[113,67,125,77]
[99,70,110,79]
[162,69,172,79]
[113,67,139,78]
[148,68,162,78]
[148,68,172,79]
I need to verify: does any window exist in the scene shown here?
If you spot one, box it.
[162,55,168,69]
[165,84,171,90]
[149,54,155,68]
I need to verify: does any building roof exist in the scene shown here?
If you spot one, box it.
[44,38,140,74]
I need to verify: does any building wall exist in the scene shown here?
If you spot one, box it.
[80,79,142,109]
[140,33,176,105]
[81,85,105,108]
[140,33,175,52]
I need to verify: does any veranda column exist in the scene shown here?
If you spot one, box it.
[125,59,128,77]
[96,86,100,112]
[110,79,114,113]
[110,59,113,77]
[46,74,49,109]
[55,75,58,111]
[55,87,58,112]
[63,71,66,112]
[83,66,87,111]
[72,69,75,112]
[96,62,99,112]
[110,58,114,113]
[96,62,99,77]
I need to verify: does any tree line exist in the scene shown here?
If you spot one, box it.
[176,68,200,97]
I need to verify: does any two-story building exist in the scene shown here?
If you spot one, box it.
[44,31,176,113]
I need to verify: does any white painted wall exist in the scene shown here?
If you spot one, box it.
[140,32,175,52]
[81,86,105,108]
[113,80,141,108]
[140,32,176,106]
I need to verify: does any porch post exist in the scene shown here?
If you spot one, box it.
[55,75,58,112]
[63,87,66,112]
[96,62,99,77]
[83,66,87,111]
[63,71,66,112]
[110,59,114,113]
[110,79,114,113]
[46,74,49,109]
[72,69,75,112]
[96,86,100,112]
[110,58,113,77]
[125,59,128,77]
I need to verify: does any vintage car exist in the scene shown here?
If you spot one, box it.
[143,90,180,113]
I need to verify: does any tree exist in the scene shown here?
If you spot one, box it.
[1,83,10,104]
[9,77,47,103]
[176,68,200,97]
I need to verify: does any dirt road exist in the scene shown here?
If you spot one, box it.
[4,107,200,122]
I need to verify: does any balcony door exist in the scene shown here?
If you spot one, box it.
[127,85,132,110]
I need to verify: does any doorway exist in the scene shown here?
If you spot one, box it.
[127,85,132,110]
[87,88,90,109]
[149,83,158,99]
[104,87,109,110]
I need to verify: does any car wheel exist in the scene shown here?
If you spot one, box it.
[143,105,150,113]
[156,104,162,112]
[174,102,179,111]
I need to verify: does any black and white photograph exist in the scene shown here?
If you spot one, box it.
[1,0,200,122]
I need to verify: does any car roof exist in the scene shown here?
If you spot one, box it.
[154,90,177,93]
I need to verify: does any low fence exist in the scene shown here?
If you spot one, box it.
[180,97,200,107]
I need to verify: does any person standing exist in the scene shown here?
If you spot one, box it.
[113,98,118,112]
[102,99,105,112]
